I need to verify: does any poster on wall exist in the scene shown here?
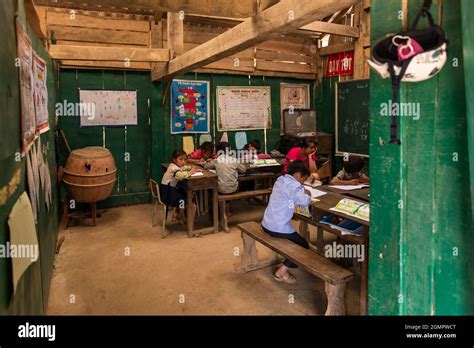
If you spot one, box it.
[16,18,36,154]
[32,52,49,133]
[280,83,310,134]
[216,86,271,131]
[170,79,210,134]
[79,89,138,126]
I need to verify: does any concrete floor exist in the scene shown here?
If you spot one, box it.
[46,202,361,315]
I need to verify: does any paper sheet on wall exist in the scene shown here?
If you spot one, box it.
[26,150,37,221]
[16,18,36,154]
[30,143,40,211]
[199,134,212,146]
[235,132,247,150]
[183,136,195,155]
[32,51,49,133]
[7,192,39,294]
[216,86,271,131]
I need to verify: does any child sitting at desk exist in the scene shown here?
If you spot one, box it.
[212,142,246,216]
[261,160,311,284]
[160,149,201,226]
[330,155,370,185]
[187,141,217,165]
[284,139,320,184]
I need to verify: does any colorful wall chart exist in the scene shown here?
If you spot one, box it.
[170,79,210,134]
[32,51,49,133]
[79,89,138,127]
[216,86,271,131]
[16,18,36,154]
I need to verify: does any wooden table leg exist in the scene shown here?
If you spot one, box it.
[186,189,193,238]
[204,189,209,214]
[212,187,219,233]
[91,202,97,226]
[316,226,324,251]
[299,220,308,241]
[62,197,69,229]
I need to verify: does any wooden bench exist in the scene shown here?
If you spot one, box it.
[236,221,354,315]
[217,188,272,232]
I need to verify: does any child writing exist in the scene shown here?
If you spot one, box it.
[261,160,312,284]
[330,155,369,185]
[160,150,201,227]
[187,141,216,165]
[284,138,320,184]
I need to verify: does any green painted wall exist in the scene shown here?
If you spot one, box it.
[369,0,473,315]
[461,0,474,235]
[0,0,59,314]
[58,70,153,207]
[153,73,314,179]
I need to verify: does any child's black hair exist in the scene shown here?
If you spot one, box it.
[172,149,187,162]
[287,160,310,178]
[343,155,365,174]
[200,141,214,153]
[300,138,317,149]
[216,141,230,153]
[250,139,261,151]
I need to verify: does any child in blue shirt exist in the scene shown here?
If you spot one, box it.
[262,160,311,284]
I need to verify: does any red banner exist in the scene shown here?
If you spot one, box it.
[325,51,354,77]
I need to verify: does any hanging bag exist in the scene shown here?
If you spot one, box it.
[367,0,448,144]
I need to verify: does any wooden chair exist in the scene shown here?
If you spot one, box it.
[318,159,332,184]
[150,179,170,239]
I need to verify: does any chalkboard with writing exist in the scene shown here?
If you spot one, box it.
[335,79,369,156]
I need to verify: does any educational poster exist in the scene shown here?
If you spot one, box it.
[170,79,210,134]
[32,52,49,133]
[79,90,138,127]
[16,18,36,154]
[216,86,271,131]
[280,83,310,134]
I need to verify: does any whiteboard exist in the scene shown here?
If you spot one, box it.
[216,86,271,131]
[79,89,138,127]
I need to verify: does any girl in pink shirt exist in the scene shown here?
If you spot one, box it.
[283,139,320,182]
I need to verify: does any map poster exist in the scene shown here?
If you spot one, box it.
[32,51,49,133]
[170,79,210,134]
[16,18,36,154]
[280,83,310,134]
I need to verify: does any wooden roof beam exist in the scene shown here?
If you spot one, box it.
[49,45,169,61]
[33,0,257,18]
[153,0,359,80]
[300,21,359,38]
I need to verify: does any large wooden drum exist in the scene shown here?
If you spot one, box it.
[63,146,117,203]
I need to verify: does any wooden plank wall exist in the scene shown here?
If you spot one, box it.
[38,7,318,80]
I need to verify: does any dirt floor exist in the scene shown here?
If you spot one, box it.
[46,201,361,315]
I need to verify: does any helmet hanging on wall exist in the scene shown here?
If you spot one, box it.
[367,0,448,144]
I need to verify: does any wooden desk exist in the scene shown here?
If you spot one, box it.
[320,185,370,202]
[293,188,369,315]
[161,163,219,238]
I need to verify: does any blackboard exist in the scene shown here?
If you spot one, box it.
[335,79,369,156]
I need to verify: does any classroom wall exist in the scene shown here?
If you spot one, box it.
[152,73,314,179]
[369,0,473,315]
[0,0,59,314]
[58,69,154,207]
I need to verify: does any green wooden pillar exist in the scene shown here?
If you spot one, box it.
[369,0,473,315]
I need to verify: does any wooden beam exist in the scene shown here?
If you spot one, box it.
[34,0,257,18]
[49,45,169,62]
[48,25,150,45]
[319,42,354,56]
[154,0,359,80]
[25,0,47,40]
[60,60,152,70]
[167,12,184,59]
[300,21,359,38]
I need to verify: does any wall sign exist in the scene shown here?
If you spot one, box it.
[280,83,310,134]
[171,79,210,134]
[325,51,354,77]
